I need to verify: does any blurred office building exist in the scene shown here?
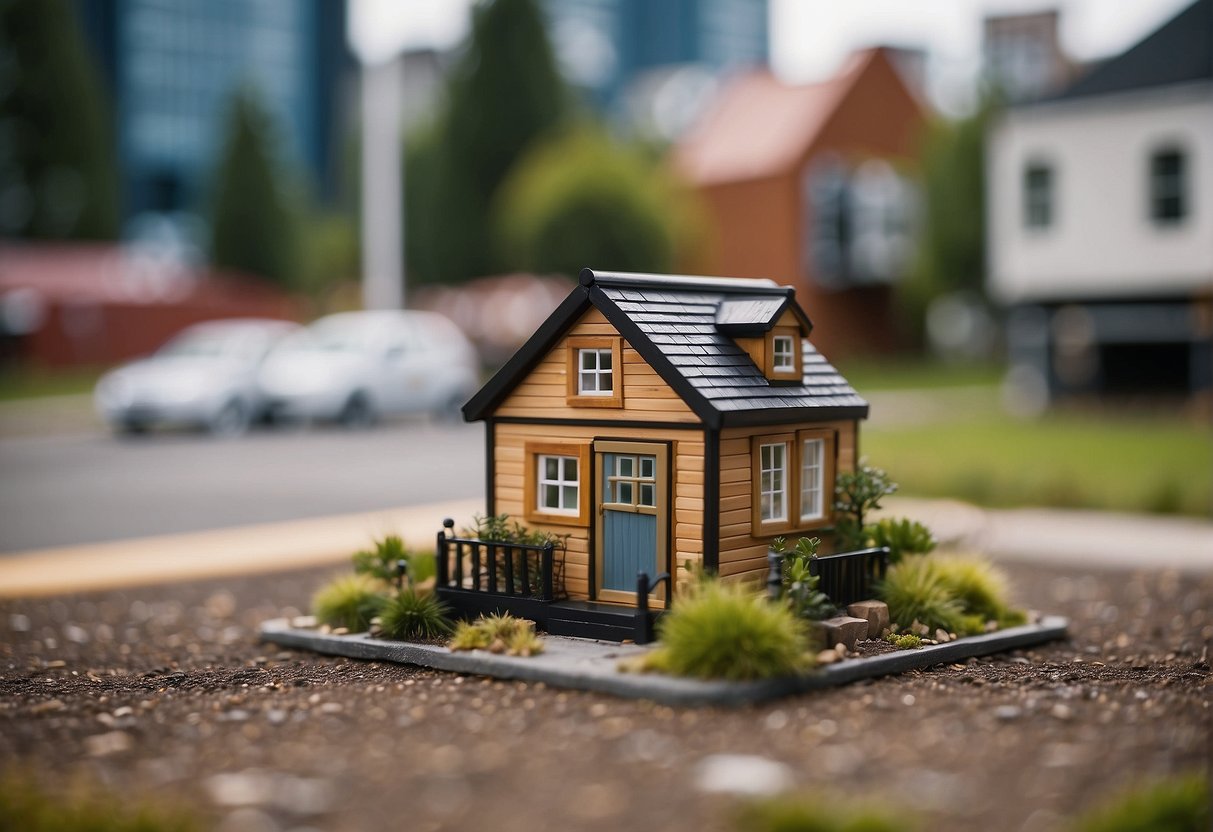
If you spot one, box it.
[543,0,769,134]
[73,0,353,236]
[987,0,1213,409]
[675,48,926,360]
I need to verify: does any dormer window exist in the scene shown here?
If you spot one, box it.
[764,327,803,380]
[566,336,622,407]
[772,335,796,373]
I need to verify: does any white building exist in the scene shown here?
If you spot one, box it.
[987,0,1213,404]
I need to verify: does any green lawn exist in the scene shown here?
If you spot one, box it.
[864,407,1213,518]
[833,358,1003,391]
[0,368,104,402]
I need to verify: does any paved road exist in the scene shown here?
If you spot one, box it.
[0,419,485,552]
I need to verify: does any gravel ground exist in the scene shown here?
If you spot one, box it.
[1,562,1209,832]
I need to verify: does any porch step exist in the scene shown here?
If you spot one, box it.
[544,600,658,643]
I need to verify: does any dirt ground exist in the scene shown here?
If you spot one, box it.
[1,561,1209,832]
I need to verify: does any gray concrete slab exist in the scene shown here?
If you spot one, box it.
[259,616,1069,707]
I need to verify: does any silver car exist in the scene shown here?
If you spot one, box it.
[257,310,480,427]
[94,319,300,437]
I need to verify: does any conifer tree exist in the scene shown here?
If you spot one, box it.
[0,0,119,239]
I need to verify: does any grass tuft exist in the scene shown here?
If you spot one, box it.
[735,795,912,832]
[377,590,452,640]
[884,632,923,650]
[641,580,812,681]
[448,613,544,656]
[879,554,1025,636]
[311,574,386,632]
[1069,773,1210,832]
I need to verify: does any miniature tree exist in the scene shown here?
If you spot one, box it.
[833,460,897,550]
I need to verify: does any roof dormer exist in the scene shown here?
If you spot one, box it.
[714,295,812,383]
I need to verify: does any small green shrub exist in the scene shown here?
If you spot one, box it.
[834,460,897,550]
[0,772,198,831]
[448,613,544,656]
[642,580,812,681]
[879,555,1024,635]
[932,556,1023,627]
[773,536,836,621]
[735,796,911,832]
[312,574,386,632]
[868,518,936,563]
[1069,773,1210,832]
[878,556,969,635]
[352,535,436,585]
[884,632,922,650]
[378,590,452,640]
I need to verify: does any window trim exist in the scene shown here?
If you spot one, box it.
[751,429,837,535]
[1023,161,1054,231]
[797,428,836,525]
[1148,145,1187,226]
[524,441,591,526]
[751,433,794,532]
[566,336,623,408]
[763,327,803,380]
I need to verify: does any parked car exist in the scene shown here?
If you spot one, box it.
[256,310,480,427]
[94,318,300,437]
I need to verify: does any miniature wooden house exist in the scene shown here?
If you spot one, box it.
[453,270,868,635]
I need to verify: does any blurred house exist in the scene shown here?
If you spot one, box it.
[412,274,575,368]
[674,47,927,360]
[73,0,353,225]
[982,10,1077,103]
[987,0,1213,406]
[543,0,768,124]
[0,245,299,368]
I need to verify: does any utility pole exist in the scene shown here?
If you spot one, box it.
[360,57,404,310]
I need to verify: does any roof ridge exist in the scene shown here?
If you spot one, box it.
[580,268,790,295]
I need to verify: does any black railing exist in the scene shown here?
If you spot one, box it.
[807,547,890,608]
[436,518,557,601]
[634,571,670,645]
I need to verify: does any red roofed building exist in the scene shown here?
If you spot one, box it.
[675,48,927,359]
[0,244,300,367]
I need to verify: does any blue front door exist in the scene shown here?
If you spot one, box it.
[596,442,666,600]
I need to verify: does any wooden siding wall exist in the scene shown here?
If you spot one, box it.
[494,423,705,602]
[494,308,698,422]
[717,420,858,583]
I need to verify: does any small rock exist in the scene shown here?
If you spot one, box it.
[330,627,349,636]
[319,703,343,715]
[995,705,1022,721]
[694,754,793,797]
[935,629,952,643]
[290,616,316,629]
[815,650,838,665]
[846,600,890,640]
[85,730,133,757]
[1051,704,1074,721]
[29,699,66,715]
[815,616,868,652]
[265,709,288,725]
[9,613,30,632]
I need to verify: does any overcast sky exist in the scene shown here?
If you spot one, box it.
[349,0,1194,109]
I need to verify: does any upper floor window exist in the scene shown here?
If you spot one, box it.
[772,335,796,373]
[1150,147,1187,225]
[566,336,622,407]
[578,349,613,395]
[1023,163,1053,230]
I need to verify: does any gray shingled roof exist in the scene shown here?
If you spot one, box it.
[463,270,869,428]
[595,281,868,424]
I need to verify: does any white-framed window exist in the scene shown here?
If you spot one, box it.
[1023,162,1053,229]
[537,454,579,515]
[799,437,825,521]
[772,335,796,373]
[577,348,613,395]
[758,442,788,522]
[1150,147,1186,224]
